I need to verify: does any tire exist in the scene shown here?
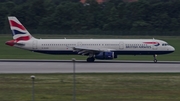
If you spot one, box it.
[87,57,95,62]
[154,59,157,63]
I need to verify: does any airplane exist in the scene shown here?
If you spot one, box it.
[5,16,175,62]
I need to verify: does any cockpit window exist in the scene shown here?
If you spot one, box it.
[162,43,169,46]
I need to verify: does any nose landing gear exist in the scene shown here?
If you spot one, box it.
[153,54,157,63]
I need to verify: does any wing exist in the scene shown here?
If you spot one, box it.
[72,46,115,55]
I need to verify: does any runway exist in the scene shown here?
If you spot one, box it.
[0,59,180,73]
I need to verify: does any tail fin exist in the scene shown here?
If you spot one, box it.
[8,16,34,40]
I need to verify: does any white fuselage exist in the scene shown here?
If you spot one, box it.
[14,38,175,55]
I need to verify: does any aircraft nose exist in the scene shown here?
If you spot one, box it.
[170,46,175,51]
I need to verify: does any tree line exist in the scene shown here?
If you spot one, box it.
[0,0,180,35]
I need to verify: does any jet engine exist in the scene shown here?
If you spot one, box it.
[95,52,117,59]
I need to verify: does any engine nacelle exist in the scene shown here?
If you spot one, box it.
[95,52,116,60]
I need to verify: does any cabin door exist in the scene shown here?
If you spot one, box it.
[153,45,158,50]
[119,42,124,49]
[77,42,82,46]
[32,40,38,49]
[152,42,158,50]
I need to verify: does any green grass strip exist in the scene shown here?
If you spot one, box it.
[0,73,180,101]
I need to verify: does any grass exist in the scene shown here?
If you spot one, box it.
[0,34,179,61]
[0,73,180,101]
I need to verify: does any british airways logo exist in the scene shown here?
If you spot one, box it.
[126,42,160,49]
[10,20,25,30]
[12,30,26,35]
[143,42,160,46]
[10,20,26,36]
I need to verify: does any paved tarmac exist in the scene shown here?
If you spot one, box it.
[0,59,180,73]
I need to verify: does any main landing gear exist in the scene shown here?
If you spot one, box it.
[153,54,157,63]
[87,57,95,62]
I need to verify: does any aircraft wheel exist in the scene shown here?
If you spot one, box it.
[154,59,157,63]
[87,57,95,62]
[91,58,95,62]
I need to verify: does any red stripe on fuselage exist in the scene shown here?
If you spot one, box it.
[143,42,158,44]
[10,20,26,30]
